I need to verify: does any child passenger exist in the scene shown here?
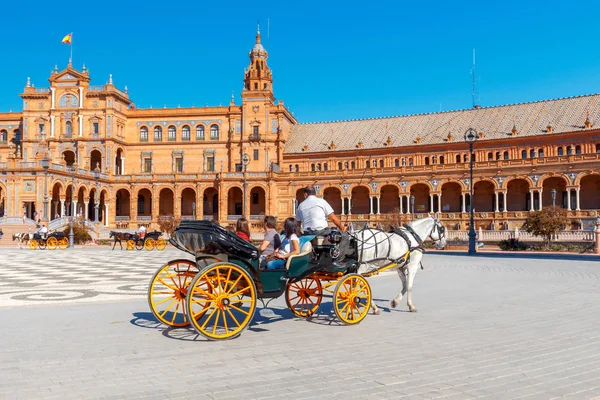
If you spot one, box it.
[266,217,300,270]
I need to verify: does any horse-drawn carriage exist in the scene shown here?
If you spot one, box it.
[110,230,167,251]
[147,218,446,340]
[29,231,69,250]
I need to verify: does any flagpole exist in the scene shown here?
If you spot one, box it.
[69,32,73,65]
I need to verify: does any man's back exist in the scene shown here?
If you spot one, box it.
[296,195,333,231]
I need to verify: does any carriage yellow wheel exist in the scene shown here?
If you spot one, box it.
[47,237,58,250]
[148,259,200,327]
[186,262,256,340]
[144,238,155,251]
[285,277,323,318]
[58,237,69,250]
[126,240,135,250]
[155,238,167,251]
[333,274,372,325]
[29,240,38,250]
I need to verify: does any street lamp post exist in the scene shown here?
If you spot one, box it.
[410,195,415,221]
[93,163,100,223]
[68,162,77,248]
[551,188,557,208]
[241,153,250,219]
[464,128,478,255]
[40,156,50,222]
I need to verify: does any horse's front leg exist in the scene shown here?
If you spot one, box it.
[405,253,423,313]
[391,267,407,309]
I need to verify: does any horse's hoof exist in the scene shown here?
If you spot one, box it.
[390,300,397,309]
[373,309,381,316]
[409,307,418,313]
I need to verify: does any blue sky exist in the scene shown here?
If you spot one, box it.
[2,0,599,122]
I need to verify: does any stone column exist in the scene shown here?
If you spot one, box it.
[461,193,466,213]
[104,203,109,227]
[73,200,78,218]
[376,196,380,215]
[503,192,507,212]
[341,198,345,215]
[369,196,373,215]
[437,193,442,213]
[566,189,571,210]
[79,87,84,108]
[399,195,403,214]
[60,198,65,217]
[78,114,83,137]
[50,88,56,109]
[529,191,534,211]
[495,192,499,212]
[50,115,55,138]
[84,201,89,220]
[429,194,434,213]
[576,188,581,211]
[120,157,125,175]
[595,220,600,255]
[538,190,543,210]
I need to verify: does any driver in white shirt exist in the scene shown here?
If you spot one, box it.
[295,185,346,233]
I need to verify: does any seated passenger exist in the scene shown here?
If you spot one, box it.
[266,217,300,270]
[236,217,251,242]
[137,225,146,239]
[258,215,281,260]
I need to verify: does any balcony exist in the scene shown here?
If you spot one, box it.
[115,216,130,222]
[248,134,261,142]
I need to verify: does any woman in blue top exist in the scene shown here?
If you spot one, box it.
[266,217,300,270]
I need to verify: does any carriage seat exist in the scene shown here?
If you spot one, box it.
[285,236,314,275]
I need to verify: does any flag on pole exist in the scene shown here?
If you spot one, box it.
[62,33,72,45]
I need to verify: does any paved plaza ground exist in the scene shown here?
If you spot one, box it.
[1,247,600,399]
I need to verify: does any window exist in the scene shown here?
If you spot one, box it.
[567,146,573,155]
[488,152,493,161]
[154,126,162,141]
[503,151,509,160]
[168,125,176,141]
[253,149,259,160]
[311,164,315,172]
[496,152,501,160]
[206,156,215,172]
[254,83,258,90]
[351,161,356,169]
[596,144,600,153]
[59,94,79,108]
[324,163,328,171]
[0,129,7,144]
[456,154,461,163]
[521,150,527,159]
[137,196,145,214]
[93,123,99,134]
[182,125,190,141]
[210,125,219,140]
[143,157,152,173]
[424,157,430,166]
[575,145,581,154]
[379,160,384,168]
[409,158,414,166]
[344,161,349,169]
[140,127,148,142]
[295,165,299,172]
[252,192,259,205]
[395,159,399,167]
[65,121,72,136]
[338,162,342,170]
[175,158,183,173]
[236,164,243,172]
[366,160,370,169]
[39,124,45,135]
[253,126,259,136]
[440,156,445,164]
[196,125,205,140]
[558,147,564,156]
[538,148,544,158]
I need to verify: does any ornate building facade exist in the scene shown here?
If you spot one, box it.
[1,30,600,233]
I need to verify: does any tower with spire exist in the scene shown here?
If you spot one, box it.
[242,24,274,101]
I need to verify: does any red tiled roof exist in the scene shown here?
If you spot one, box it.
[286,94,600,153]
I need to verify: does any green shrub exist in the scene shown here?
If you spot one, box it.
[499,238,528,251]
[62,218,92,244]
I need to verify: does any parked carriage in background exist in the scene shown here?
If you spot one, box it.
[29,231,69,250]
[147,220,384,340]
[124,230,167,251]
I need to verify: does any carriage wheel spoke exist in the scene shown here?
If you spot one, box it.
[159,298,178,318]
[199,305,218,329]
[170,301,182,324]
[157,278,178,292]
[229,303,249,316]
[225,308,241,328]
[225,275,243,295]
[228,286,250,298]
[212,309,221,335]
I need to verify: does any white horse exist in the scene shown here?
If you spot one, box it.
[336,216,446,314]
[12,232,32,249]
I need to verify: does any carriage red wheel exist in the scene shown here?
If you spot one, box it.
[285,277,323,318]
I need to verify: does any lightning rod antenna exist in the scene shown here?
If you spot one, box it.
[471,49,478,108]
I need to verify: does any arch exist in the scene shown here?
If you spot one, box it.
[323,187,342,215]
[580,175,600,210]
[250,186,266,216]
[50,182,64,218]
[379,184,399,213]
[538,148,544,158]
[159,188,174,216]
[210,124,219,140]
[90,149,102,172]
[350,185,370,214]
[455,154,461,164]
[503,151,509,160]
[441,182,462,212]
[351,161,356,169]
[596,143,600,153]
[227,187,243,216]
[59,94,79,107]
[87,187,100,221]
[409,183,430,213]
[575,145,582,155]
[139,126,149,142]
[202,187,219,220]
[180,187,196,217]
[0,129,7,143]
[506,179,530,211]
[0,183,5,217]
[154,126,163,141]
[375,182,401,195]
[473,181,495,212]
[557,147,564,156]
[65,121,73,136]
[137,188,152,217]
[337,162,342,170]
[424,157,430,166]
[473,178,498,190]
[116,188,131,217]
[541,176,568,208]
[406,181,434,193]
[182,125,191,141]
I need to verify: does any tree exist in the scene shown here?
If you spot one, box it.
[380,207,403,230]
[62,217,92,244]
[524,206,568,247]
[158,215,181,238]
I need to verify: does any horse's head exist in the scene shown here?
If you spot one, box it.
[428,216,447,249]
[109,231,116,238]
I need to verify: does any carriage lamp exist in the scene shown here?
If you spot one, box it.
[40,156,50,223]
[93,163,101,223]
[551,188,557,208]
[464,128,478,255]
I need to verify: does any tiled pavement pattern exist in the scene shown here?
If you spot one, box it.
[1,250,600,399]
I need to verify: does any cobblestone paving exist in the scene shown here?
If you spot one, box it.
[1,250,600,399]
